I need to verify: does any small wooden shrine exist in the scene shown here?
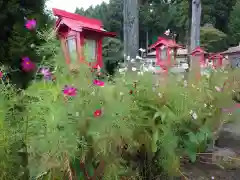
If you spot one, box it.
[190,46,207,67]
[52,8,116,69]
[148,37,182,72]
[208,53,223,68]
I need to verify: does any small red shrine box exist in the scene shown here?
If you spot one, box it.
[149,37,182,71]
[190,46,207,67]
[52,8,116,69]
[208,53,223,68]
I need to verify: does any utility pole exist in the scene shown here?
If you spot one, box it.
[123,0,139,67]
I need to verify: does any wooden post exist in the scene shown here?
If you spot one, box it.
[123,0,139,69]
[190,0,202,80]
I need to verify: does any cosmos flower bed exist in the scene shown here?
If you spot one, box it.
[1,56,239,179]
[1,19,240,179]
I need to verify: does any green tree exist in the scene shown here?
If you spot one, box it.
[76,0,123,39]
[0,0,51,88]
[102,38,123,75]
[229,0,240,45]
[200,26,227,52]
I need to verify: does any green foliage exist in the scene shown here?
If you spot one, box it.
[102,38,123,75]
[200,26,228,52]
[0,49,238,179]
[229,0,240,45]
[0,0,52,88]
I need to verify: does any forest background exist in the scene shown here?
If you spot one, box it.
[1,0,240,88]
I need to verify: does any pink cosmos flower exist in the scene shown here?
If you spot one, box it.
[93,79,104,87]
[0,71,3,79]
[214,86,222,92]
[25,19,36,30]
[21,57,35,72]
[40,67,51,79]
[63,85,77,96]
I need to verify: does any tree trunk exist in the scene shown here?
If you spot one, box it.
[190,0,201,51]
[190,0,202,79]
[123,0,139,68]
[186,0,192,72]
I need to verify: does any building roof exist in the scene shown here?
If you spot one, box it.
[148,37,182,50]
[52,8,116,37]
[190,46,207,55]
[208,53,223,59]
[221,45,240,54]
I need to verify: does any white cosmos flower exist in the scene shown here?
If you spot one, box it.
[30,43,35,48]
[132,67,137,71]
[164,29,170,36]
[136,55,142,60]
[119,68,125,73]
[158,93,162,98]
[192,112,198,120]
[190,110,193,115]
[182,63,189,69]
[184,80,188,87]
[139,48,146,52]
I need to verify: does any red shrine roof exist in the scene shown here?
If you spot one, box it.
[149,37,182,50]
[190,46,207,55]
[208,53,223,59]
[52,8,116,37]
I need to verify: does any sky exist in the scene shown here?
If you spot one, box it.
[46,0,109,13]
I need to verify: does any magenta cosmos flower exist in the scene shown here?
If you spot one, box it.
[63,85,77,96]
[93,79,104,87]
[21,57,35,72]
[25,19,36,30]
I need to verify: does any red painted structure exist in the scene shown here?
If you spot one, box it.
[190,46,207,67]
[52,8,116,68]
[149,37,182,71]
[208,53,223,68]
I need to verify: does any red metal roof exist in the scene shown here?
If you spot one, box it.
[208,53,223,59]
[190,46,207,55]
[149,37,182,50]
[52,8,116,37]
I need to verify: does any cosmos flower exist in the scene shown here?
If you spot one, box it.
[25,19,36,30]
[189,110,198,120]
[94,109,102,117]
[63,85,77,96]
[40,67,51,79]
[0,71,3,79]
[93,79,104,87]
[21,57,35,72]
[139,48,146,52]
[215,86,222,92]
[164,29,170,36]
[132,67,137,71]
